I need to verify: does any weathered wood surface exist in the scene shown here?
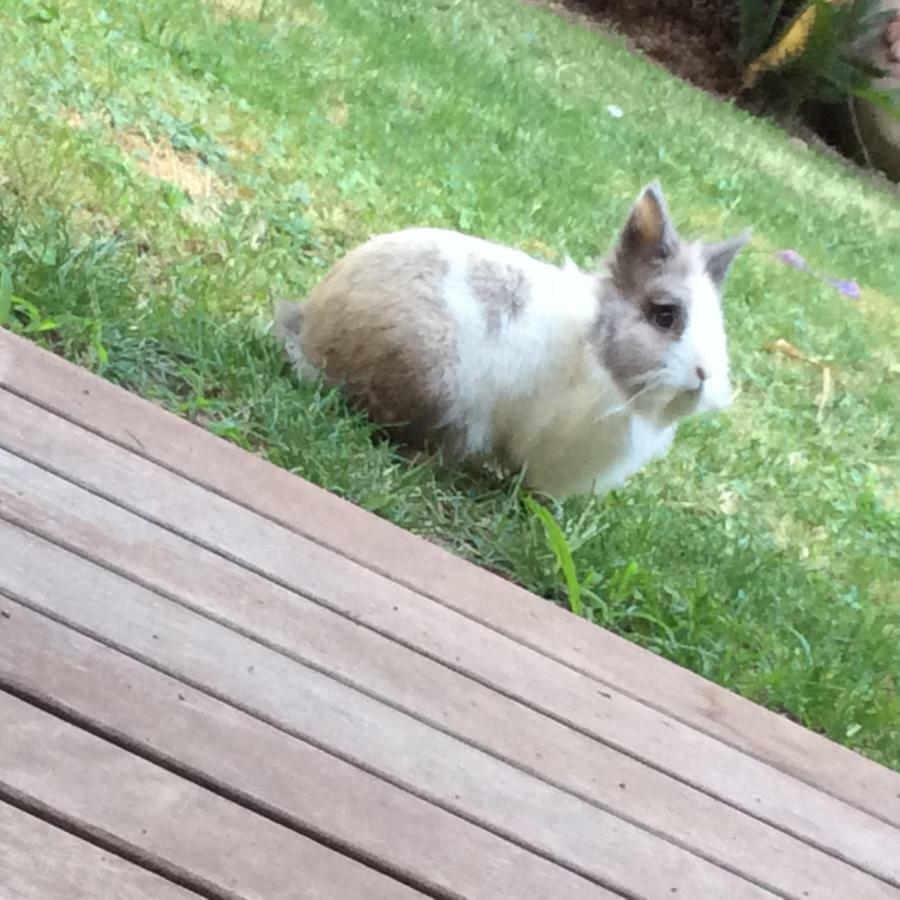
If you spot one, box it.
[0,802,201,900]
[0,597,609,900]
[0,692,424,900]
[1,329,899,900]
[1,329,896,832]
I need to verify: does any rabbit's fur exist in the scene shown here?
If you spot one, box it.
[275,182,749,497]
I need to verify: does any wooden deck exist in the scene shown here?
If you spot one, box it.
[0,328,898,900]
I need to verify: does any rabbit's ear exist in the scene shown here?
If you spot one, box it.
[614,181,677,271]
[703,230,751,287]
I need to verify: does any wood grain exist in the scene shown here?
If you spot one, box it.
[0,801,201,900]
[0,599,611,900]
[1,392,898,894]
[1,330,895,831]
[0,692,424,900]
[0,521,775,900]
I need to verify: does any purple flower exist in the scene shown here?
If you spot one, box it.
[777,249,809,271]
[826,278,861,300]
[777,249,861,300]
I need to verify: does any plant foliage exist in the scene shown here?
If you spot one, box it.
[741,0,899,116]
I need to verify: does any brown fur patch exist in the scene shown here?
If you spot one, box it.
[299,240,463,453]
[468,257,529,335]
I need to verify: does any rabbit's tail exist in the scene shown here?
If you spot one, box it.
[273,299,320,380]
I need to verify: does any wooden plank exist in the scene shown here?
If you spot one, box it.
[0,523,776,900]
[0,693,424,900]
[2,438,898,898]
[0,599,611,900]
[1,392,898,893]
[0,330,895,831]
[0,801,201,900]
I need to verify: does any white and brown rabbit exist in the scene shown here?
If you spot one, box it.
[274,181,749,497]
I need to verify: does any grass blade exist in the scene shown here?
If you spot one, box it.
[525,496,584,617]
[0,265,12,326]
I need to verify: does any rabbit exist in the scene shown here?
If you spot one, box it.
[274,181,749,498]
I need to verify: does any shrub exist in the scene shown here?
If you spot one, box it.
[740,0,900,116]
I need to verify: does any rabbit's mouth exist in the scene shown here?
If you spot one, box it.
[664,377,732,423]
[660,386,703,423]
[630,382,701,425]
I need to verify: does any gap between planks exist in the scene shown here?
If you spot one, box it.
[0,799,204,900]
[0,331,896,832]
[0,517,895,898]
[0,525,778,900]
[0,389,898,895]
[0,598,618,900]
[0,690,426,900]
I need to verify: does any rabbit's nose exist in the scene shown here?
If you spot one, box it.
[695,366,707,382]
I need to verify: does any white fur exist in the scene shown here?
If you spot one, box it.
[384,229,728,497]
[285,215,739,498]
[668,246,732,412]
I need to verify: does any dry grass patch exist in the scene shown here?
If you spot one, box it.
[206,0,262,19]
[62,107,232,214]
[115,131,225,203]
[326,97,350,128]
[205,0,321,26]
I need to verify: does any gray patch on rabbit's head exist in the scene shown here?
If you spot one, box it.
[593,182,747,420]
[468,257,529,335]
[606,181,749,297]
[595,183,692,395]
[607,181,679,295]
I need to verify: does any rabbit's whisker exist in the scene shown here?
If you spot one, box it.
[601,372,664,420]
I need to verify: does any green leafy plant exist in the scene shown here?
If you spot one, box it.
[739,0,797,66]
[525,496,613,622]
[740,0,899,116]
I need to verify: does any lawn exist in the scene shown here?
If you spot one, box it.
[1,0,898,768]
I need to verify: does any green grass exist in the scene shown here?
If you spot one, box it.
[1,0,898,768]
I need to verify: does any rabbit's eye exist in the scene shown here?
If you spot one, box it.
[652,305,678,330]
